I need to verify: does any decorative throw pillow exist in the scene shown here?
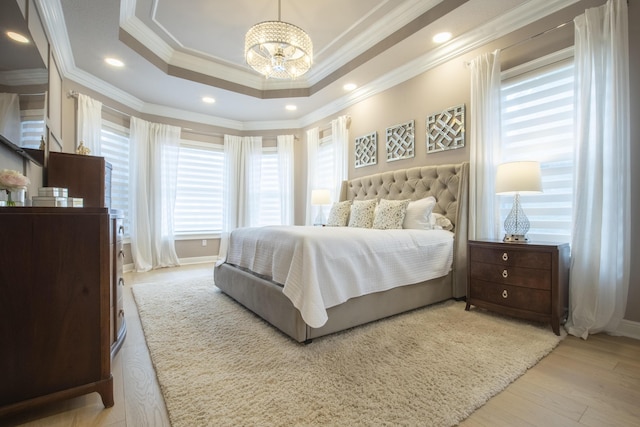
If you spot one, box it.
[373,199,411,230]
[403,196,437,229]
[348,199,378,228]
[326,200,352,226]
[431,212,454,231]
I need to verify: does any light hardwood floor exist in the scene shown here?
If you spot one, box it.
[2,263,639,426]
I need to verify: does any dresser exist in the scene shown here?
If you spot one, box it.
[0,207,113,416]
[465,240,570,335]
[110,210,127,357]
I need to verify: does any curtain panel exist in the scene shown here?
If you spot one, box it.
[77,94,102,155]
[566,0,630,339]
[217,135,262,264]
[277,135,295,225]
[0,93,21,145]
[469,50,502,241]
[305,127,320,226]
[129,117,181,272]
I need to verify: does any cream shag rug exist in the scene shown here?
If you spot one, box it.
[132,276,563,427]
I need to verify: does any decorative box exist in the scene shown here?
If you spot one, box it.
[67,197,84,207]
[38,187,68,198]
[31,196,68,207]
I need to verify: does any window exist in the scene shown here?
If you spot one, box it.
[174,141,223,235]
[500,52,574,243]
[20,110,45,149]
[101,120,130,236]
[316,135,336,198]
[256,147,282,227]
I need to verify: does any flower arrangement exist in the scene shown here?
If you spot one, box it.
[0,169,30,206]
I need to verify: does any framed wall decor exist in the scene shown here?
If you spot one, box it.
[354,132,377,168]
[426,104,465,154]
[386,120,415,162]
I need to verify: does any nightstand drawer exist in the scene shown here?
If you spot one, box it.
[469,262,551,290]
[470,280,550,314]
[469,245,551,269]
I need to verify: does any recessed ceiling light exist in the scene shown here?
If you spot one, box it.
[202,97,216,104]
[105,57,124,67]
[433,32,452,43]
[343,83,357,91]
[285,105,297,111]
[7,31,29,44]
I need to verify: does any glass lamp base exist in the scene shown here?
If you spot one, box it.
[503,234,529,243]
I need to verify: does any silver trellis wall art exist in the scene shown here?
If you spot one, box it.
[386,120,415,162]
[426,104,465,153]
[354,132,377,168]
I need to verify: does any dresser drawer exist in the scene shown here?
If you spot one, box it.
[469,245,551,269]
[470,279,550,314]
[469,262,551,290]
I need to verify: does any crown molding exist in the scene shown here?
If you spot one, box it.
[36,0,582,132]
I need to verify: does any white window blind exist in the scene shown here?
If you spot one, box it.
[500,56,574,243]
[316,135,336,199]
[20,110,45,149]
[174,141,223,235]
[257,148,282,227]
[101,120,130,236]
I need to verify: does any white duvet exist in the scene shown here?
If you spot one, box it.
[226,226,454,328]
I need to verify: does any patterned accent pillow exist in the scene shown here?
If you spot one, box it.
[373,199,411,230]
[326,200,352,226]
[403,196,437,229]
[431,212,454,231]
[348,199,378,228]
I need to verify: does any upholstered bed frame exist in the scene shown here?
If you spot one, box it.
[214,162,469,342]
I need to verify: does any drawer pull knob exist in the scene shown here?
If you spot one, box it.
[502,252,509,261]
[119,250,125,259]
[118,225,124,235]
[502,269,508,278]
[118,278,125,287]
[502,290,508,299]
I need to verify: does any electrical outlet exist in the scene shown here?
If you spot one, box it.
[201,239,207,247]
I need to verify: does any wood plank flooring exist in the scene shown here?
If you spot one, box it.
[2,263,639,426]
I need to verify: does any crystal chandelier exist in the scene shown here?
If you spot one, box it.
[244,0,313,79]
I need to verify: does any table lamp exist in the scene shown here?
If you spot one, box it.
[311,189,331,225]
[495,161,542,242]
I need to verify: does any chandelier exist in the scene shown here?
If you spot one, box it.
[244,0,313,79]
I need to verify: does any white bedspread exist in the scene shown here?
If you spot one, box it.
[226,226,454,328]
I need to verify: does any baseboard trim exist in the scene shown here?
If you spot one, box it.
[178,256,217,265]
[616,319,640,340]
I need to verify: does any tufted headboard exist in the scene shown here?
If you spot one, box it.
[338,162,469,298]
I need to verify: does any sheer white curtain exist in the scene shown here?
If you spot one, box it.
[217,135,262,264]
[331,115,349,198]
[305,127,319,225]
[0,93,21,144]
[469,50,502,240]
[129,117,181,272]
[277,134,295,225]
[566,0,630,339]
[77,93,102,155]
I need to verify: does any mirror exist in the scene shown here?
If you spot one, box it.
[0,0,47,165]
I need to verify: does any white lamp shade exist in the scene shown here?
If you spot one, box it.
[495,161,543,195]
[311,189,331,205]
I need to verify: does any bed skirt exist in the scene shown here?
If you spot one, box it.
[214,263,453,343]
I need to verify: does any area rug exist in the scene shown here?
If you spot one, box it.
[132,277,563,427]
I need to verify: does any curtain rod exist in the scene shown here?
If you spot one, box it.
[67,90,131,118]
[68,90,299,140]
[464,18,574,67]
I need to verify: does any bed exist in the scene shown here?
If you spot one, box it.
[214,162,469,342]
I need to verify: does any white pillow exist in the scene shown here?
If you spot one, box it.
[326,200,352,227]
[373,199,410,230]
[348,199,378,228]
[403,197,437,229]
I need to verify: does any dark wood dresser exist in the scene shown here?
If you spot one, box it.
[465,239,570,335]
[0,207,113,417]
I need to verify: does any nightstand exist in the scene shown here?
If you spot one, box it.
[465,240,570,335]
